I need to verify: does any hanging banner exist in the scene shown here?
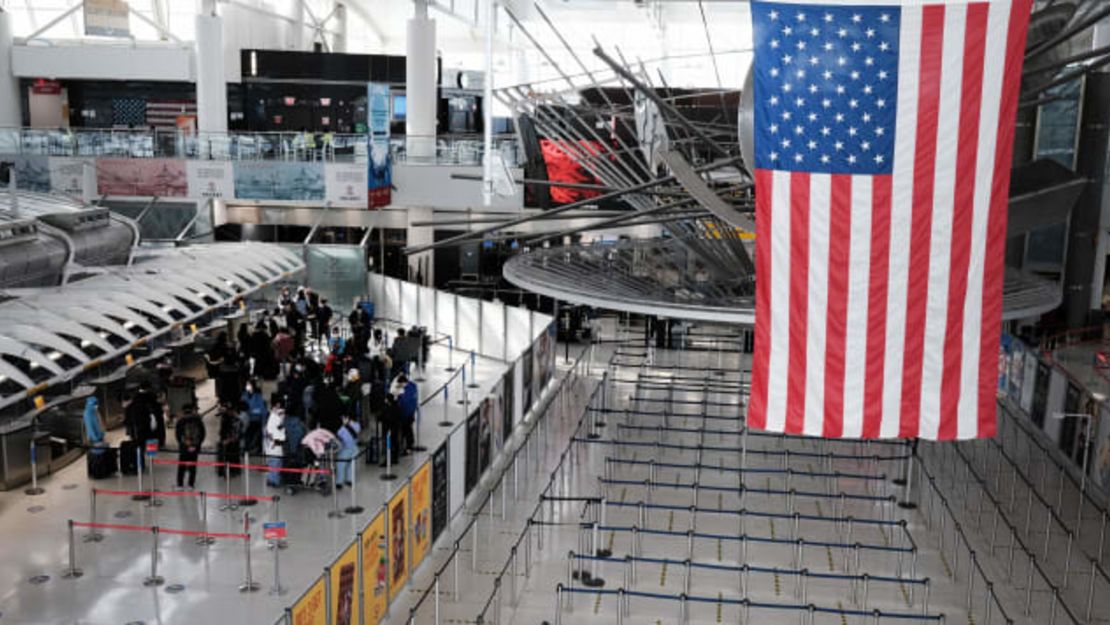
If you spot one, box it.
[368,138,392,209]
[387,485,410,601]
[48,157,95,196]
[361,513,388,625]
[325,163,369,208]
[431,442,449,542]
[233,161,325,200]
[291,574,327,625]
[186,160,235,200]
[97,158,187,197]
[84,0,130,38]
[329,541,360,625]
[410,461,432,569]
[368,83,391,135]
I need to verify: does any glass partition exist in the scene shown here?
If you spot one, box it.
[305,246,367,309]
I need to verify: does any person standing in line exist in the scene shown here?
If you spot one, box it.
[264,395,287,487]
[335,414,361,488]
[241,379,268,455]
[82,396,106,447]
[318,298,333,347]
[174,404,205,490]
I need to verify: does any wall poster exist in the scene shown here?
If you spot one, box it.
[291,574,327,625]
[48,157,95,196]
[521,347,534,417]
[387,486,410,601]
[324,162,369,207]
[410,461,432,570]
[233,161,325,200]
[502,364,515,442]
[97,158,187,197]
[84,0,130,37]
[465,409,481,496]
[186,160,235,199]
[489,380,505,456]
[431,442,449,541]
[361,513,388,625]
[329,541,359,625]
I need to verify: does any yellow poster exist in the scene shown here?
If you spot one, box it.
[387,485,410,601]
[411,461,432,569]
[361,513,388,625]
[329,541,359,625]
[291,575,327,625]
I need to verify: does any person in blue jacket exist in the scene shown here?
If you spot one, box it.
[393,374,418,454]
[241,379,268,455]
[83,396,106,447]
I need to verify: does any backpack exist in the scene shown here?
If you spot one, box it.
[180,418,203,449]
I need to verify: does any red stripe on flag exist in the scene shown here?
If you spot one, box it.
[786,173,810,435]
[823,175,852,438]
[749,169,774,431]
[939,3,989,440]
[900,4,946,439]
[979,0,1032,437]
[863,176,892,438]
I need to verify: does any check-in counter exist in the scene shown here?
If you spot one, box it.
[0,387,92,490]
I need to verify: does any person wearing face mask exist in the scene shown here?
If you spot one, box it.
[264,395,287,487]
[241,379,268,455]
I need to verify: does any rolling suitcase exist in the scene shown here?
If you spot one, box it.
[119,439,140,475]
[86,447,118,479]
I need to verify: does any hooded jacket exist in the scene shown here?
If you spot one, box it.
[83,396,105,445]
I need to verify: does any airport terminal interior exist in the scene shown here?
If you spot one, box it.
[2,1,1110,624]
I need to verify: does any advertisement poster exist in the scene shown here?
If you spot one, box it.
[502,365,515,442]
[1010,340,1026,404]
[48,157,95,196]
[489,380,505,456]
[999,334,1012,394]
[186,161,235,199]
[291,574,327,625]
[478,398,493,475]
[387,485,410,601]
[1021,352,1037,413]
[465,410,480,496]
[369,83,391,135]
[325,163,369,207]
[1093,407,1110,490]
[361,514,388,625]
[411,461,432,569]
[233,161,325,200]
[97,158,187,197]
[532,323,555,402]
[521,347,534,417]
[432,443,449,542]
[368,138,392,209]
[84,0,130,37]
[329,542,360,625]
[9,155,50,192]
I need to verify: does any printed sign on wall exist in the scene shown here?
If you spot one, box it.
[410,461,432,569]
[291,574,327,625]
[361,513,388,625]
[2,155,51,192]
[387,485,410,601]
[431,442,449,542]
[465,410,480,496]
[329,541,360,625]
[186,161,235,199]
[48,157,95,196]
[233,161,325,200]
[325,163,369,207]
[98,158,187,197]
[84,0,130,37]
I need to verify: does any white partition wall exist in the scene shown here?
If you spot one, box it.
[436,291,457,347]
[506,307,532,361]
[513,362,524,426]
[481,300,506,360]
[456,297,481,354]
[418,286,436,335]
[400,281,420,324]
[383,277,402,322]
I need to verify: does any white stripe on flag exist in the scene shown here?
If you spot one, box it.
[958,1,1010,438]
[842,175,872,438]
[805,173,831,436]
[767,169,793,433]
[881,4,922,438]
[919,3,967,440]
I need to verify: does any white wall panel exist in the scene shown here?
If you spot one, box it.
[456,297,480,354]
[449,426,466,517]
[383,277,402,323]
[436,291,457,350]
[481,301,506,360]
[418,286,437,335]
[400,281,420,323]
[12,44,192,81]
[506,307,531,361]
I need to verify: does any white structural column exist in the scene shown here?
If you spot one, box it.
[406,0,438,162]
[195,3,228,134]
[290,0,306,50]
[482,0,494,206]
[0,9,21,127]
[332,2,348,53]
[407,206,434,285]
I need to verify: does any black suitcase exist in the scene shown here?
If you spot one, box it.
[119,440,140,475]
[87,447,118,479]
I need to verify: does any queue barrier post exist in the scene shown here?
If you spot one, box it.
[143,527,164,587]
[84,490,104,543]
[241,452,258,507]
[146,446,162,508]
[133,447,150,502]
[327,447,344,519]
[381,432,397,481]
[220,460,238,511]
[468,351,478,388]
[439,385,453,427]
[25,437,44,496]
[197,492,216,546]
[269,530,286,596]
[239,533,260,593]
[345,450,364,514]
[62,519,83,579]
[269,495,288,550]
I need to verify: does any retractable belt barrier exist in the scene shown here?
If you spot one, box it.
[577,437,911,461]
[152,458,332,475]
[605,456,886,482]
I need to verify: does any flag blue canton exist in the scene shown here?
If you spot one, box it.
[752,1,900,175]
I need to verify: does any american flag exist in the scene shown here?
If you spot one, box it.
[747,0,1031,440]
[146,100,196,129]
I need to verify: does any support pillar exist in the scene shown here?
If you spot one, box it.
[332,3,348,53]
[406,0,438,163]
[195,7,228,134]
[0,9,22,127]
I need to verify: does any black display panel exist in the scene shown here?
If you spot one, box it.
[432,442,449,541]
[502,364,515,442]
[465,410,480,495]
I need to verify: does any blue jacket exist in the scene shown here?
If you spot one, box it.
[242,391,267,423]
[83,396,105,444]
[399,381,418,421]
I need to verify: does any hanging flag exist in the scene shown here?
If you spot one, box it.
[747,0,1032,440]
